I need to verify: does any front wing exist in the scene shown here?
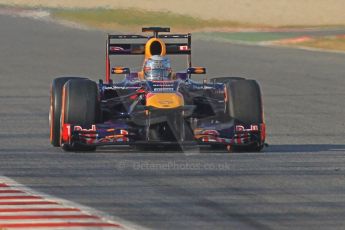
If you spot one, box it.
[61,121,265,148]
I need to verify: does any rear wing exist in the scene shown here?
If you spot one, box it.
[105,27,192,83]
[107,34,191,56]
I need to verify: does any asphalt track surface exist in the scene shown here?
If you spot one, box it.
[1,14,345,230]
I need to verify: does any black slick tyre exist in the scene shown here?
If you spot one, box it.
[225,80,264,151]
[226,80,263,125]
[49,77,85,147]
[61,79,99,151]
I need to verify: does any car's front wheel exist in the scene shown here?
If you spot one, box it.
[212,78,265,152]
[60,79,99,151]
[49,77,85,147]
[225,79,264,152]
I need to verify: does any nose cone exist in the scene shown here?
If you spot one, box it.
[146,93,184,109]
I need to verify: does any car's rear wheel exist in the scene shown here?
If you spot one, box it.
[49,77,85,147]
[60,79,99,151]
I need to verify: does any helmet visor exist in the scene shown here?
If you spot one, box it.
[145,68,171,80]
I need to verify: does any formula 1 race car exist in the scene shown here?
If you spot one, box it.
[49,27,266,152]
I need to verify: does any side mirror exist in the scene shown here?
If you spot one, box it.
[187,67,206,74]
[111,67,130,74]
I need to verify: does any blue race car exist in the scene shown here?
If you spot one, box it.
[49,27,266,152]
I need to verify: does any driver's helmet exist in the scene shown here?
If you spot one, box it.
[144,55,172,81]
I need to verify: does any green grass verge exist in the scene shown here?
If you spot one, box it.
[51,8,261,31]
[196,32,300,43]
